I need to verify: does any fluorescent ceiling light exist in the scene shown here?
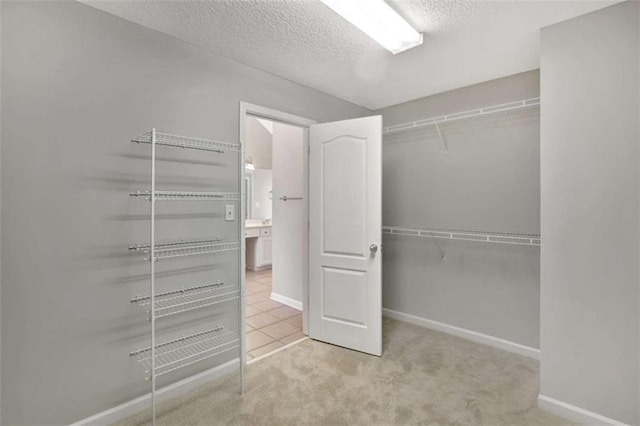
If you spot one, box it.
[320,0,423,54]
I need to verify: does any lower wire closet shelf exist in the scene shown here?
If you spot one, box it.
[129,326,241,378]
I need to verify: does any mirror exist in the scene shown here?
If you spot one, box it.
[246,168,272,220]
[245,116,273,221]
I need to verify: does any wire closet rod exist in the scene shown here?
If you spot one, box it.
[383,97,540,135]
[383,226,540,247]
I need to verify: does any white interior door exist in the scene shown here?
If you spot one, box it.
[308,115,382,356]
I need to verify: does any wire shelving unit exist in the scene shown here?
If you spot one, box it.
[382,97,541,248]
[128,129,244,425]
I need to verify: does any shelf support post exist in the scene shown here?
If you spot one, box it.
[150,128,157,426]
[239,137,246,395]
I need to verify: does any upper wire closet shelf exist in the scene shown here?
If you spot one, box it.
[131,281,240,319]
[129,326,240,378]
[383,97,540,136]
[383,226,540,247]
[130,190,241,201]
[132,131,241,153]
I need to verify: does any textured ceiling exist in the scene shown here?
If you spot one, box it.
[78,0,621,109]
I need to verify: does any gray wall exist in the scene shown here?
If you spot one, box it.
[271,122,306,305]
[0,1,368,424]
[375,71,541,348]
[540,2,639,424]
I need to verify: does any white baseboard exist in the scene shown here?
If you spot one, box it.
[537,394,629,426]
[71,359,239,426]
[382,308,540,360]
[248,336,309,365]
[247,265,271,272]
[271,292,302,311]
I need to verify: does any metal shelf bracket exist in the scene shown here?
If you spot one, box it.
[433,122,448,155]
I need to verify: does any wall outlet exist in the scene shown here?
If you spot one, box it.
[225,204,235,221]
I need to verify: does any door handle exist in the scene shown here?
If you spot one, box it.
[369,244,378,253]
[279,196,303,201]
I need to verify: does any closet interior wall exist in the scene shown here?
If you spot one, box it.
[374,70,541,350]
[0,2,368,425]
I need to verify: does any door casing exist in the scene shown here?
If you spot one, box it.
[239,102,315,365]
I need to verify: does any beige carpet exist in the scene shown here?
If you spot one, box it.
[118,318,571,425]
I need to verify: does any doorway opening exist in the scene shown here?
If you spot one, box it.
[240,103,315,362]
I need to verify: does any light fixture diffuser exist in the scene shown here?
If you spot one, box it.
[320,0,423,54]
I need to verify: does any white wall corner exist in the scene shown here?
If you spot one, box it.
[537,394,630,426]
[382,308,540,360]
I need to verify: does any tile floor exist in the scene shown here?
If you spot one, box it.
[245,269,304,360]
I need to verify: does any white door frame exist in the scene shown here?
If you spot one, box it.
[239,102,316,336]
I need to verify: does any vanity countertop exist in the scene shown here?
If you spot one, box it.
[246,220,272,229]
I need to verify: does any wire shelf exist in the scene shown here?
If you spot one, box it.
[383,97,540,136]
[383,226,540,246]
[130,190,241,201]
[130,326,240,378]
[131,281,240,318]
[132,131,241,153]
[130,238,223,251]
[129,238,240,261]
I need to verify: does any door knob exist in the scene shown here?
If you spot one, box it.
[369,244,378,253]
